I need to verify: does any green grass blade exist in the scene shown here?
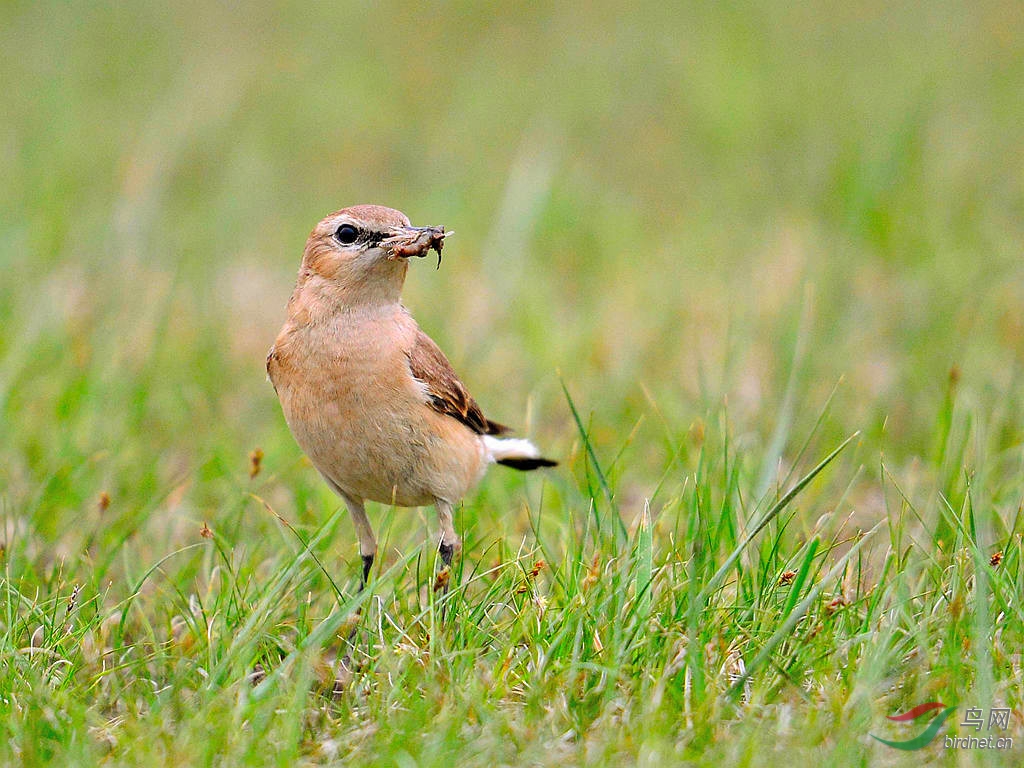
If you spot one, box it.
[699,432,859,604]
[729,519,884,697]
[560,377,627,545]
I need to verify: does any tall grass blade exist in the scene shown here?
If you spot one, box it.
[729,519,884,697]
[560,377,627,545]
[699,432,859,604]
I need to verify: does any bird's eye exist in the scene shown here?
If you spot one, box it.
[335,224,359,245]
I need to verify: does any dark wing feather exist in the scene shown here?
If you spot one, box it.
[407,329,510,436]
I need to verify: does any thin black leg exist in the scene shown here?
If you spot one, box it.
[360,552,374,590]
[439,541,455,568]
[338,551,375,694]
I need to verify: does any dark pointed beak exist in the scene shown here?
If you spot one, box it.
[382,226,451,267]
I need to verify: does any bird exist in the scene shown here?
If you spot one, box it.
[267,204,556,588]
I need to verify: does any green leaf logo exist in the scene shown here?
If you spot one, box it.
[871,703,956,751]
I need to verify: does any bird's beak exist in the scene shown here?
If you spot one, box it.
[381,226,451,268]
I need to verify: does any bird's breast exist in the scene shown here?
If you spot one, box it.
[270,310,485,505]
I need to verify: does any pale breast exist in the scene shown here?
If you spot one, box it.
[269,307,487,506]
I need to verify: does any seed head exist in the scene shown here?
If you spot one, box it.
[249,448,264,479]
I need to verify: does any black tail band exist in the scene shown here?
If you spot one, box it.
[497,457,558,471]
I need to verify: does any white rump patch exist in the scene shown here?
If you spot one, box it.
[483,435,542,463]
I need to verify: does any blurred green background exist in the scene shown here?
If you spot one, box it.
[2,0,1023,555]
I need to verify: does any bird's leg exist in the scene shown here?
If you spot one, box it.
[432,500,461,619]
[340,493,377,591]
[331,491,377,692]
[433,499,462,605]
[435,499,461,567]
[438,542,456,568]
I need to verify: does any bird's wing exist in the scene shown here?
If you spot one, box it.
[407,328,510,436]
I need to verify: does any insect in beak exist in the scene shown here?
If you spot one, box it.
[381,226,452,268]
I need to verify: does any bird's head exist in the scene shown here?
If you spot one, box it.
[295,205,449,311]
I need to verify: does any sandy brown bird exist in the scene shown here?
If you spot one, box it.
[267,205,556,585]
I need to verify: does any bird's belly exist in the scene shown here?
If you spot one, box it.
[279,362,487,507]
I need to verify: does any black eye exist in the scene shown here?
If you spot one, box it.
[335,224,359,245]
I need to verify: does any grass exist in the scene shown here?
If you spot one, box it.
[4,392,1022,766]
[3,0,1024,765]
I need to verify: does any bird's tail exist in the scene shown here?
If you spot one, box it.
[483,435,558,471]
